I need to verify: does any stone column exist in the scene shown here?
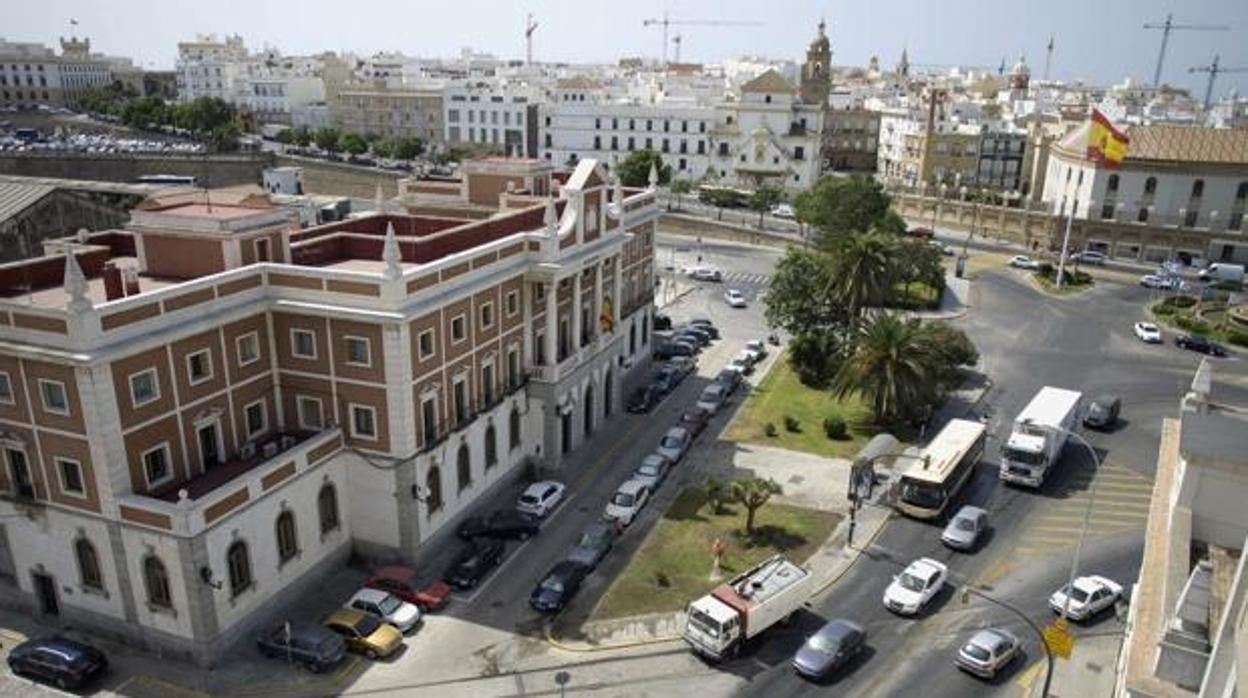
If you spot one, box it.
[522,281,533,367]
[571,271,583,349]
[593,262,604,340]
[612,256,623,328]
[544,280,558,366]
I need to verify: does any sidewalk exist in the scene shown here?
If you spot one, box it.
[1026,632,1125,698]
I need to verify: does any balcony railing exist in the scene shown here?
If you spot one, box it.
[418,375,530,453]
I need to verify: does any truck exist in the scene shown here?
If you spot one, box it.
[1198,263,1245,287]
[682,554,812,661]
[999,386,1082,487]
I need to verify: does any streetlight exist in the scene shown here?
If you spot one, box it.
[960,584,1055,698]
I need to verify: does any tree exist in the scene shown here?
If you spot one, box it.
[339,132,369,155]
[120,96,168,129]
[290,127,313,147]
[371,139,395,159]
[669,179,693,211]
[829,231,896,321]
[802,175,905,242]
[275,128,294,144]
[832,313,943,424]
[763,248,844,338]
[391,137,424,160]
[749,186,784,228]
[704,476,728,515]
[314,126,342,153]
[616,149,671,187]
[921,321,979,385]
[730,477,783,536]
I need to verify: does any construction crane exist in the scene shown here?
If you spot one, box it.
[1189,55,1248,110]
[672,34,682,63]
[1143,13,1229,86]
[525,14,538,66]
[642,12,761,67]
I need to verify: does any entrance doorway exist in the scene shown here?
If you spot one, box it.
[32,572,58,616]
[197,422,222,468]
[560,412,572,454]
[603,370,613,419]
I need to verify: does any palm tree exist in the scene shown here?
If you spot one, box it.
[828,231,896,321]
[832,313,941,424]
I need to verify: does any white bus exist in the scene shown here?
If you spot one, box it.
[895,419,987,521]
[135,174,198,187]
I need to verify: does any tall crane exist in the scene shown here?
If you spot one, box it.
[1189,55,1248,110]
[641,12,762,67]
[672,34,682,63]
[525,14,538,66]
[1143,14,1229,86]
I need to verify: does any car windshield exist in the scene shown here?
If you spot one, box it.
[519,494,538,505]
[660,436,681,448]
[377,595,402,615]
[577,532,601,547]
[962,643,991,662]
[638,464,658,476]
[898,572,927,592]
[808,633,841,653]
[317,638,341,655]
[955,517,976,531]
[612,492,636,507]
[1004,446,1046,465]
[899,477,945,509]
[688,608,721,638]
[352,615,381,636]
[541,577,565,593]
[1089,404,1108,417]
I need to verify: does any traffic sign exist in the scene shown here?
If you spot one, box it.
[1043,618,1073,659]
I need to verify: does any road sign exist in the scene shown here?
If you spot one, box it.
[1043,618,1073,659]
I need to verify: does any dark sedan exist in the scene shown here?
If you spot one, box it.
[257,623,347,673]
[792,619,866,681]
[1176,333,1227,357]
[1083,394,1122,430]
[627,385,663,414]
[680,406,711,438]
[457,510,540,541]
[566,521,616,570]
[442,538,505,590]
[530,561,589,613]
[7,635,108,689]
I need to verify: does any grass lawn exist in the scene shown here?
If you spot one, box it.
[1032,270,1094,295]
[592,487,841,620]
[724,350,875,459]
[890,281,941,310]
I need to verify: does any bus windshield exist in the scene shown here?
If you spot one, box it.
[899,477,945,510]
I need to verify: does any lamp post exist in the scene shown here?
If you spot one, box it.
[961,584,1054,698]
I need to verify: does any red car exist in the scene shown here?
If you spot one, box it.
[364,566,452,612]
[906,226,935,239]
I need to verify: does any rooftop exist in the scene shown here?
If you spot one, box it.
[1180,412,1248,472]
[1125,125,1248,165]
[147,203,269,221]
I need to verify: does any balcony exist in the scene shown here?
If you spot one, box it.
[419,375,530,453]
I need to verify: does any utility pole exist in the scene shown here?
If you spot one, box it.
[1189,55,1248,111]
[672,34,682,63]
[1043,35,1054,82]
[525,14,539,66]
[1143,13,1229,86]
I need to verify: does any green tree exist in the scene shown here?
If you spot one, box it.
[787,330,842,387]
[832,313,942,424]
[763,248,845,338]
[371,139,395,159]
[669,179,693,211]
[314,126,342,153]
[616,149,672,187]
[749,186,785,228]
[921,321,979,385]
[730,477,783,536]
[803,175,906,242]
[290,127,313,147]
[829,232,896,321]
[275,128,294,144]
[704,476,728,515]
[339,132,369,155]
[391,137,424,160]
[120,96,168,128]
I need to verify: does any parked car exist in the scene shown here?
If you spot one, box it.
[1049,575,1123,621]
[906,225,935,239]
[697,384,728,415]
[666,355,698,378]
[457,510,541,540]
[633,454,671,489]
[442,538,505,590]
[688,266,723,282]
[654,340,698,360]
[346,588,422,634]
[517,480,566,518]
[657,426,692,462]
[530,561,589,613]
[1139,274,1178,289]
[941,506,988,551]
[1069,250,1107,265]
[791,618,866,681]
[1176,333,1227,357]
[604,479,652,527]
[651,367,681,395]
[653,313,673,331]
[724,289,748,308]
[730,353,754,375]
[772,203,795,219]
[6,636,108,689]
[716,368,743,395]
[1083,394,1122,430]
[744,339,769,362]
[1133,321,1162,344]
[566,522,616,570]
[1008,255,1041,270]
[627,385,664,413]
[675,325,712,347]
[883,558,948,615]
[955,628,1020,679]
[256,623,346,673]
[680,406,711,438]
[688,317,716,330]
[686,320,720,339]
[322,610,402,659]
[364,566,452,612]
[934,241,956,256]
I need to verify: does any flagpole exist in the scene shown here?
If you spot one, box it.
[1056,197,1074,288]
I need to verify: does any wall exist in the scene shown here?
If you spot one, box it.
[0,152,273,187]
[273,156,400,200]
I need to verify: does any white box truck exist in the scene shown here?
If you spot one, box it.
[682,554,812,661]
[1199,263,1245,286]
[1000,386,1082,487]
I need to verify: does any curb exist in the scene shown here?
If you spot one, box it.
[544,617,682,654]
[813,507,894,597]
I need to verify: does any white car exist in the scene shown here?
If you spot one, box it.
[604,479,651,527]
[656,426,692,463]
[633,454,671,489]
[955,628,1020,679]
[729,354,753,376]
[744,340,769,363]
[1049,575,1122,621]
[1139,274,1175,289]
[697,384,728,415]
[688,267,723,282]
[1134,321,1162,344]
[771,203,795,219]
[517,480,567,518]
[883,557,948,615]
[724,289,747,308]
[1008,255,1041,270]
[346,588,422,633]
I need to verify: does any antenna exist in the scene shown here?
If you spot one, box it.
[1143,13,1229,86]
[525,13,539,66]
[672,34,682,63]
[1043,35,1054,81]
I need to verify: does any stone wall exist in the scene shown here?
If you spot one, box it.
[273,156,401,200]
[0,152,273,187]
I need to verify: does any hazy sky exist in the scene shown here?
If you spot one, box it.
[15,0,1248,96]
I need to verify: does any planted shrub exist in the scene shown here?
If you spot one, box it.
[1163,295,1198,309]
[1175,315,1212,335]
[783,415,800,432]
[764,422,778,437]
[823,416,848,440]
[1227,329,1248,348]
[1152,302,1176,316]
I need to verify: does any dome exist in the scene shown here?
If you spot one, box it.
[1011,52,1030,77]
[810,19,830,52]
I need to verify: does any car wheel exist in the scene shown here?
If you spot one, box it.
[518,530,531,541]
[365,649,378,660]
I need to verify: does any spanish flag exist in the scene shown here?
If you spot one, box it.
[1087,109,1129,167]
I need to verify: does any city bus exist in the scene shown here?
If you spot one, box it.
[135,174,199,186]
[895,418,987,521]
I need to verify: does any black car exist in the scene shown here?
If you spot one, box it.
[654,341,696,360]
[1083,394,1122,430]
[443,538,506,590]
[627,385,663,414]
[716,368,742,394]
[457,510,540,540]
[256,623,347,673]
[7,635,108,689]
[652,367,681,395]
[653,314,673,331]
[529,561,589,613]
[1175,333,1227,357]
[686,320,720,339]
[676,326,712,346]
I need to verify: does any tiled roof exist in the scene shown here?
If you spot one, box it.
[1123,125,1248,164]
[556,76,600,90]
[0,180,54,226]
[740,69,796,94]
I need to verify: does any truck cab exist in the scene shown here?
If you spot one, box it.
[1001,430,1049,486]
[684,598,741,659]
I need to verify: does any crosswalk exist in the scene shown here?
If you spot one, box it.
[720,271,771,286]
[1011,460,1153,557]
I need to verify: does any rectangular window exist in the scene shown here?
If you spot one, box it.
[450,315,466,343]
[345,336,370,366]
[479,302,494,330]
[0,371,12,404]
[421,396,438,443]
[506,290,520,317]
[186,349,212,385]
[244,399,267,438]
[507,348,520,388]
[142,444,171,487]
[350,404,377,440]
[481,364,495,406]
[58,458,84,496]
[453,379,468,424]
[291,329,317,359]
[297,396,323,431]
[129,370,159,407]
[417,329,435,359]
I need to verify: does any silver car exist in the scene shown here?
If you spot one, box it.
[566,522,616,570]
[955,628,1019,678]
[941,506,988,551]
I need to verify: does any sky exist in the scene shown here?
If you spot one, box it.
[14,0,1248,97]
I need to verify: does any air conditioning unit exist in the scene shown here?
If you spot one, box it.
[261,442,279,459]
[280,435,297,450]
[240,442,257,460]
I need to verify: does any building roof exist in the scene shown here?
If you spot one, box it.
[0,180,55,227]
[1124,125,1248,164]
[740,69,796,94]
[1180,411,1248,473]
[556,76,601,90]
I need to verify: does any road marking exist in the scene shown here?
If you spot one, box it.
[1014,659,1044,694]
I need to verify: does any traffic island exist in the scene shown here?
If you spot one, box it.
[1030,264,1094,295]
[1150,294,1248,349]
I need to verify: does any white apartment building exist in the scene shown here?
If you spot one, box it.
[0,37,115,109]
[176,34,248,101]
[444,81,541,157]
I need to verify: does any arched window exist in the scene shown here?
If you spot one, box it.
[275,511,298,563]
[1144,177,1157,195]
[484,424,498,469]
[509,407,521,451]
[457,443,472,492]
[426,466,443,512]
[318,483,339,534]
[1107,174,1119,192]
[226,541,252,597]
[75,538,102,591]
[144,556,172,609]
